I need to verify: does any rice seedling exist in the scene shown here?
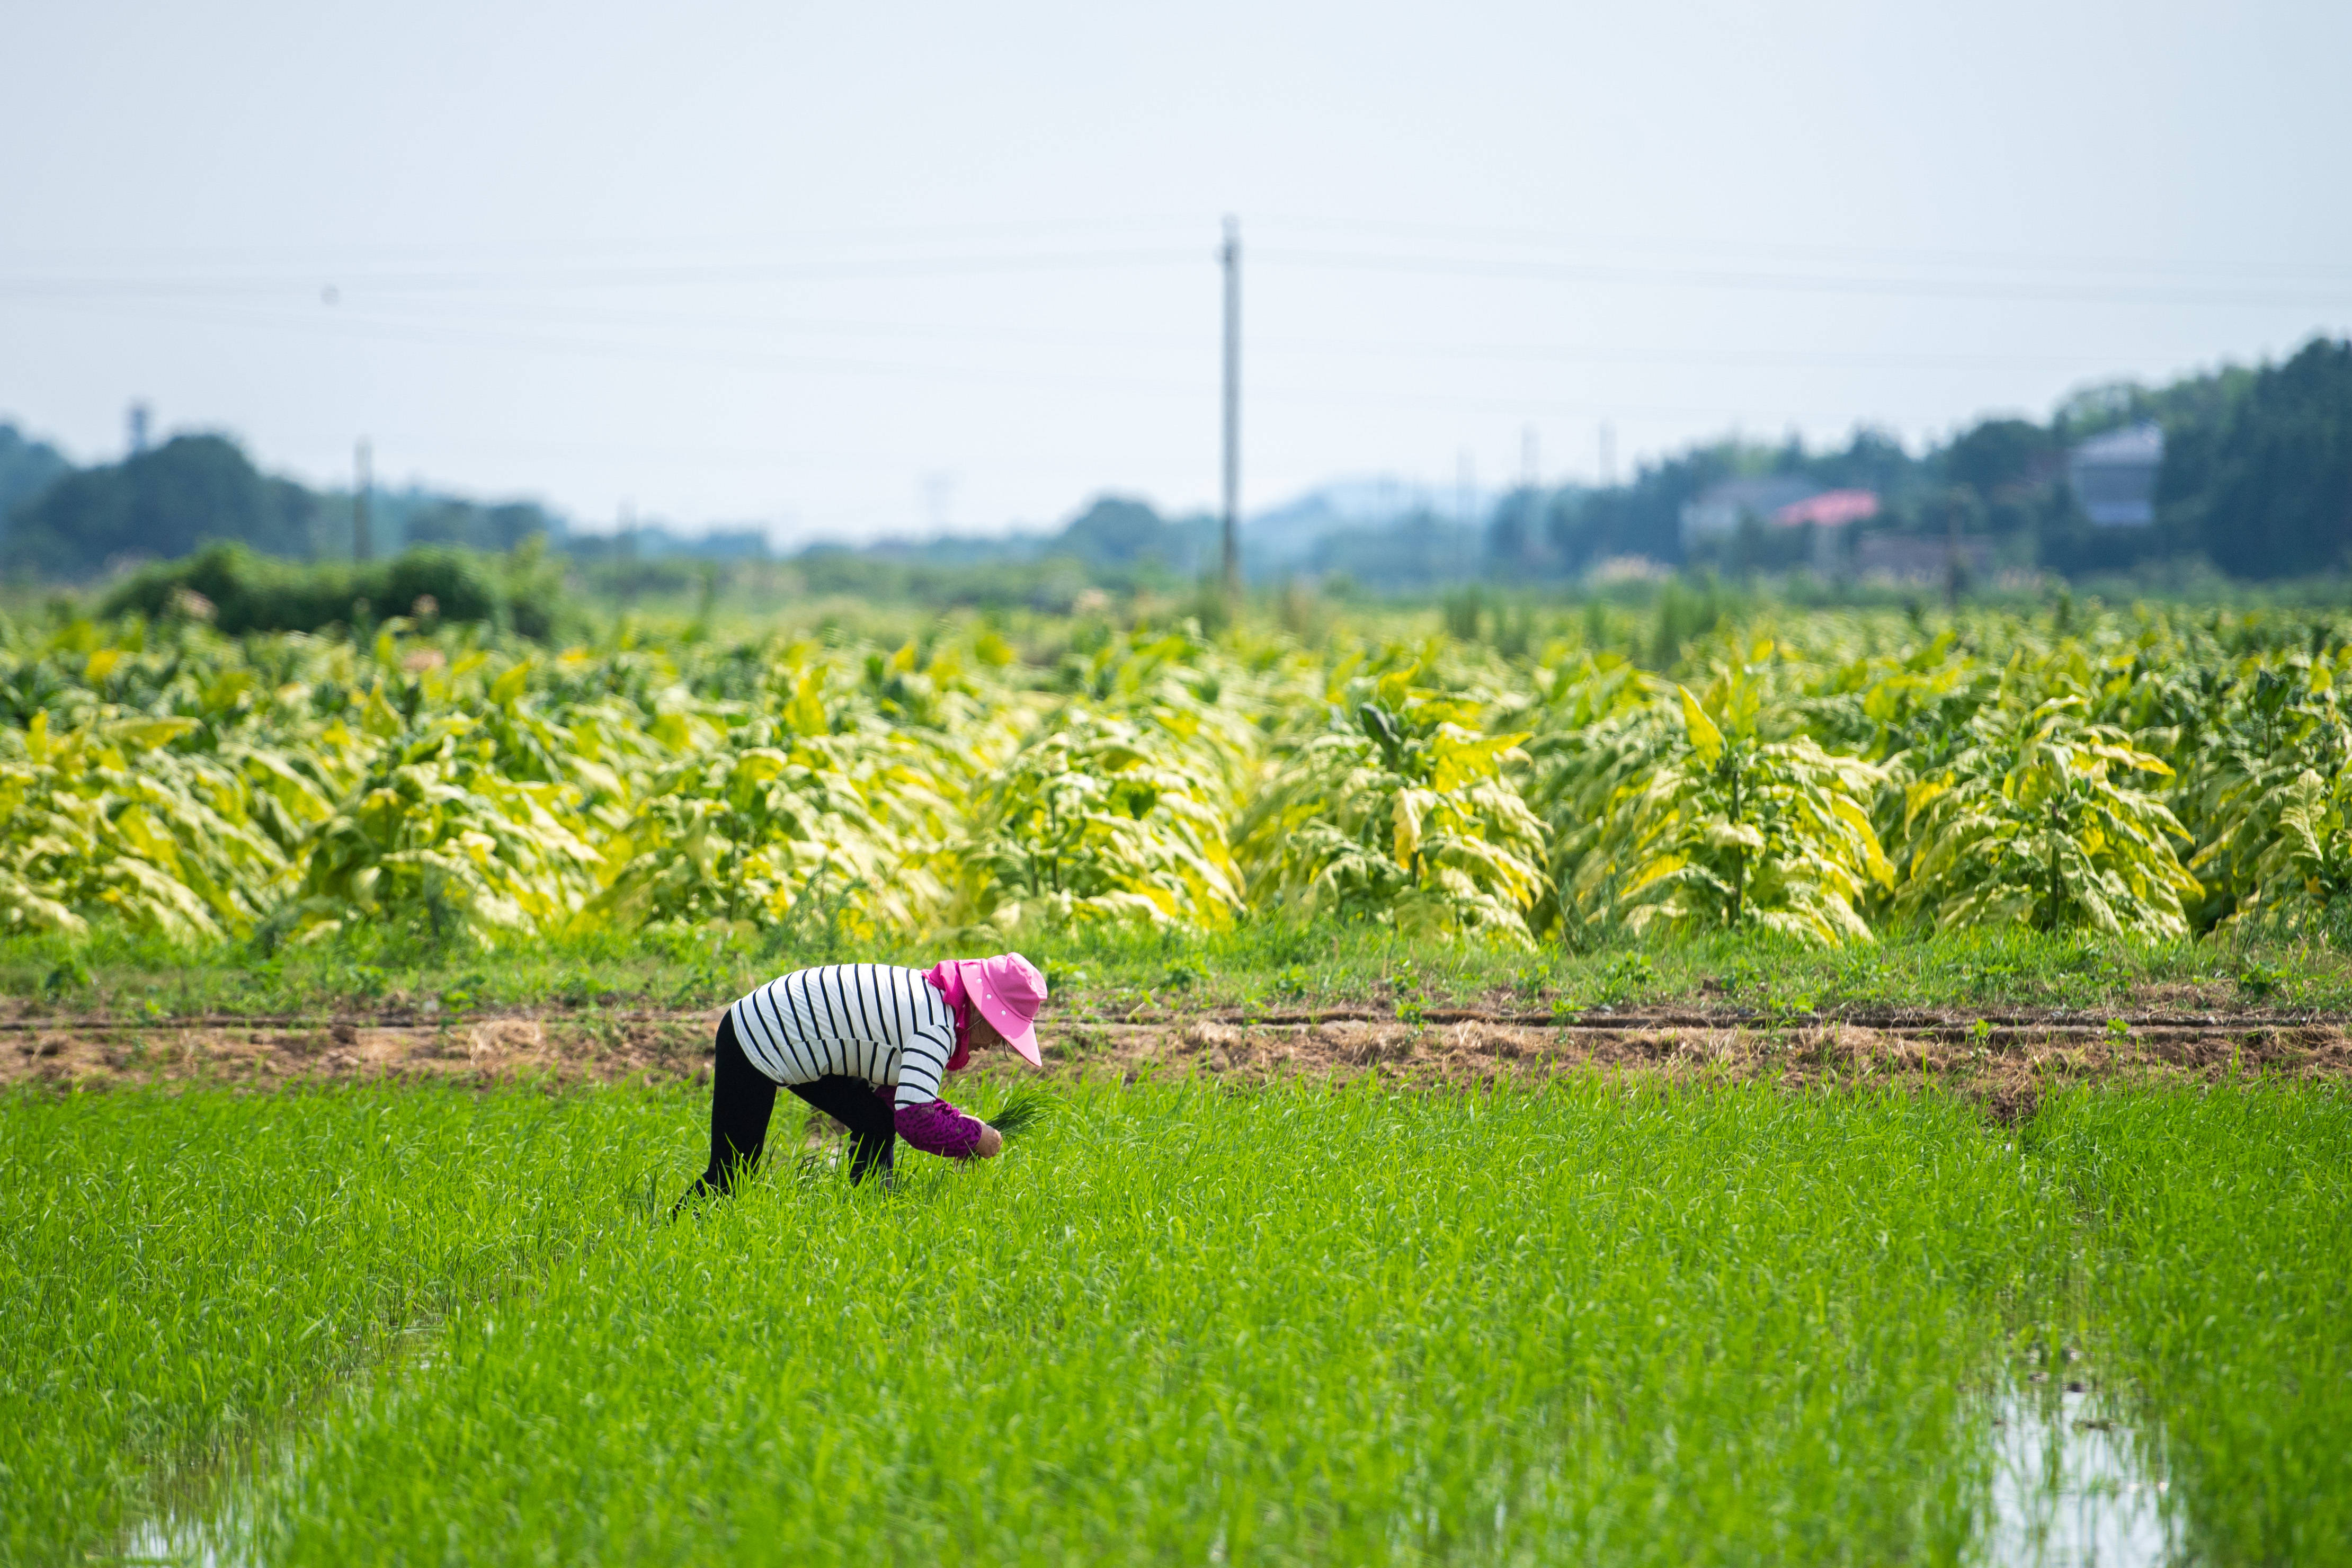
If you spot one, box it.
[2030,1082,2352,1563]
[7,1079,2344,1566]
[0,1082,684,1565]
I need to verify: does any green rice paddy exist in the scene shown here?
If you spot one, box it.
[4,1079,2346,1565]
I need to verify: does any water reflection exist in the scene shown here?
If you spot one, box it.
[123,1368,2187,1565]
[121,1513,239,1567]
[1983,1382,2179,1567]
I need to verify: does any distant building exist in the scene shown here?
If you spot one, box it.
[2068,422,2164,526]
[1776,489,1882,574]
[1682,478,1882,569]
[1680,476,1822,548]
[1772,489,1880,529]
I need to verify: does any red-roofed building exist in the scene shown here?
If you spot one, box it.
[1772,489,1880,529]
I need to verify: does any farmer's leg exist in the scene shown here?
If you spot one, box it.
[788,1075,897,1185]
[683,1012,776,1201]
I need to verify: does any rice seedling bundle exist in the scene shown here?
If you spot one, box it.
[977,1081,1055,1140]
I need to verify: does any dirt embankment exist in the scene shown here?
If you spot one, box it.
[6,1002,2349,1115]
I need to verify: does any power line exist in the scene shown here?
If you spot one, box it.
[1250,247,2352,311]
[1254,214,2352,286]
[0,248,1205,300]
[14,213,2349,290]
[5,293,1221,394]
[6,284,2210,375]
[353,439,372,563]
[0,216,1213,269]
[12,228,2352,311]
[259,290,2154,369]
[13,290,2024,426]
[12,218,2343,527]
[1220,216,1242,594]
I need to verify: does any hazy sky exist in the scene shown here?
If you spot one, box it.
[4,0,2347,543]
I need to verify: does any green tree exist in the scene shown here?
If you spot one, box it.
[2195,338,2352,578]
[4,435,317,578]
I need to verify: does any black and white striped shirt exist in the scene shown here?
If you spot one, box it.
[727,964,957,1109]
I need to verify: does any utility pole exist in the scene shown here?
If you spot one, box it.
[1598,422,1616,489]
[353,439,373,562]
[1519,424,1541,567]
[1945,491,1967,608]
[1220,215,1241,596]
[923,471,954,534]
[619,502,637,611]
[1458,449,1476,581]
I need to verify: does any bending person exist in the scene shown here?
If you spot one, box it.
[681,953,1046,1200]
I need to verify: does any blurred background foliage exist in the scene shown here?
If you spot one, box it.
[0,335,2346,609]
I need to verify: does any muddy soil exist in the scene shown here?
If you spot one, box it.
[6,1002,2348,1116]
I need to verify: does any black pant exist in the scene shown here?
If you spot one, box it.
[681,1012,895,1200]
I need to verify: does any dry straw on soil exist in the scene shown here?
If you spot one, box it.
[9,1003,2347,1119]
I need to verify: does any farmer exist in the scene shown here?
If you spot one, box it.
[679,954,1047,1201]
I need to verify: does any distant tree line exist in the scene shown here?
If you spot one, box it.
[0,417,1217,610]
[4,333,2343,594]
[772,497,1220,611]
[104,540,568,639]
[0,430,751,582]
[1049,335,2349,593]
[1495,334,2352,585]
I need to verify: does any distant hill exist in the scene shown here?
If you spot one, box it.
[1056,495,1218,576]
[1244,477,1499,579]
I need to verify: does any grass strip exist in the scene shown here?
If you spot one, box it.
[4,921,2347,1027]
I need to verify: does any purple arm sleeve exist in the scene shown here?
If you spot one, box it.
[878,1088,986,1159]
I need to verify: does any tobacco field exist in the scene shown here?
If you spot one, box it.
[5,597,2352,957]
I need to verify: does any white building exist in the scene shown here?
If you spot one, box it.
[2068,422,2164,527]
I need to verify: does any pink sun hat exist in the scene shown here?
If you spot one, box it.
[954,952,1048,1066]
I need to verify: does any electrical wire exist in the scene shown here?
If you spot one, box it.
[0,248,1207,300]
[6,293,1993,429]
[204,290,2131,371]
[1250,247,2352,311]
[9,218,2340,528]
[1254,214,2352,286]
[7,225,2349,310]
